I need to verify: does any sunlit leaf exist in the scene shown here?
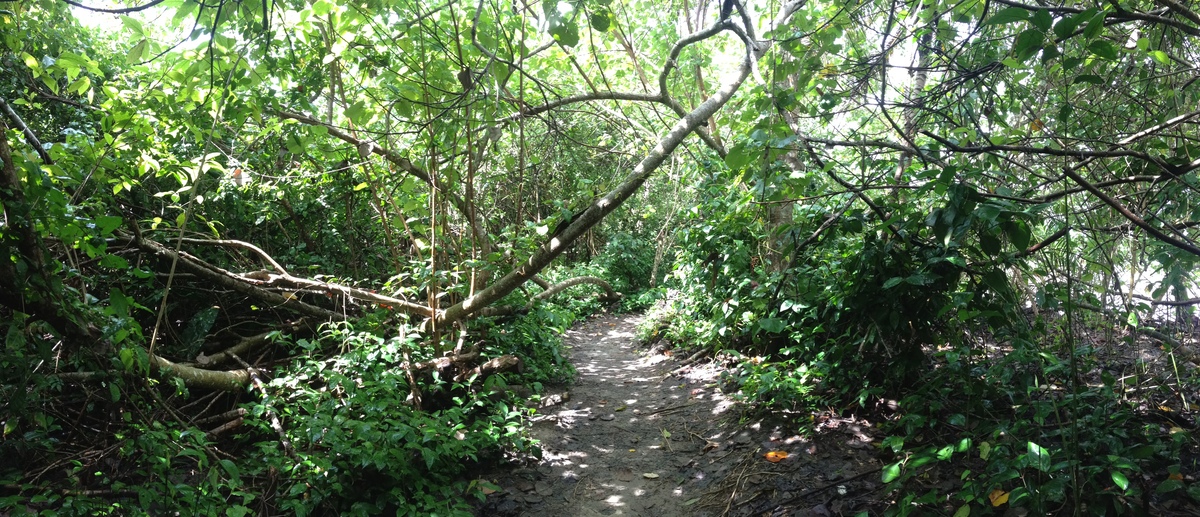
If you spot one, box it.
[882,463,901,483]
[1111,471,1130,490]
[1027,441,1050,472]
[989,489,1009,506]
[126,39,148,65]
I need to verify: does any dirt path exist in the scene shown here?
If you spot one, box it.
[476,313,886,516]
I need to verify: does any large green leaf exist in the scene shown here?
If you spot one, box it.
[1012,29,1044,62]
[982,7,1029,26]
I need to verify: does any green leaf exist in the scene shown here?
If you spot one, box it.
[345,101,367,124]
[953,504,971,517]
[935,165,956,195]
[1030,9,1052,31]
[1083,10,1107,39]
[982,270,1008,294]
[1040,45,1060,62]
[1157,479,1185,493]
[1088,40,1118,60]
[120,347,135,370]
[724,141,757,170]
[99,254,129,269]
[1053,13,1085,39]
[21,51,38,69]
[982,7,1029,26]
[980,233,1001,256]
[120,14,145,36]
[759,317,785,334]
[1111,471,1130,491]
[1027,441,1051,472]
[1149,50,1170,65]
[1058,103,1073,123]
[548,15,580,47]
[219,458,241,479]
[1012,29,1044,62]
[1072,74,1103,85]
[956,437,972,453]
[354,182,369,191]
[1188,484,1200,501]
[96,215,124,235]
[883,277,904,289]
[1002,219,1031,250]
[126,39,148,65]
[589,9,612,31]
[1126,311,1139,327]
[882,462,901,483]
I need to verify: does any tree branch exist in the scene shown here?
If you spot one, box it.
[527,276,619,308]
[437,24,760,326]
[59,0,167,14]
[0,98,53,165]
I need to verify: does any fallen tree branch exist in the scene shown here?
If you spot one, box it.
[1132,294,1200,307]
[437,18,760,326]
[194,319,308,368]
[122,233,348,321]
[151,354,251,392]
[454,355,522,382]
[176,237,290,275]
[527,276,620,307]
[204,417,244,439]
[229,352,296,459]
[123,233,435,319]
[194,408,247,426]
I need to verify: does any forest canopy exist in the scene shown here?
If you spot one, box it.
[3,0,1200,513]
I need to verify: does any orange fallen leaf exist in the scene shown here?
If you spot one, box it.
[764,451,789,462]
[1170,472,1184,481]
[989,488,1009,506]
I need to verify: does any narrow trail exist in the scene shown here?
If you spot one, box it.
[477,313,886,517]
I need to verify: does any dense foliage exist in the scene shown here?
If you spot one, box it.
[3,0,1200,514]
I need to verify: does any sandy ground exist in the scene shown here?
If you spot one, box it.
[475,313,885,516]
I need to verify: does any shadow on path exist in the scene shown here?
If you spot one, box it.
[477,312,883,517]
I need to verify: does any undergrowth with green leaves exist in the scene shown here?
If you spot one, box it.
[649,171,1200,514]
[1,301,579,516]
[246,324,540,516]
